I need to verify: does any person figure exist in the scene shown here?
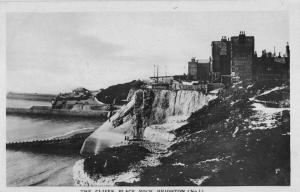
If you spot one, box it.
[108,103,114,122]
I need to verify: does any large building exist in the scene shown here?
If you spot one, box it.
[230,31,255,81]
[188,58,211,82]
[184,31,288,85]
[252,43,290,80]
[211,36,231,75]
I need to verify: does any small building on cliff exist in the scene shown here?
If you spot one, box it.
[187,57,211,83]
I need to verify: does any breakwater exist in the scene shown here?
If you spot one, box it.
[6,106,109,119]
[7,92,55,101]
[6,131,93,155]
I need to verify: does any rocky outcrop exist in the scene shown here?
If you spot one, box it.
[96,80,145,105]
[80,89,216,155]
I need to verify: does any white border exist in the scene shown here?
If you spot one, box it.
[1,0,299,192]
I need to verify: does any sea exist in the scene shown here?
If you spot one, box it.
[6,98,104,186]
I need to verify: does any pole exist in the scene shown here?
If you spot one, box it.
[157,65,159,83]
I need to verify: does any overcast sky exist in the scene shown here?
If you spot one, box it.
[7,11,288,94]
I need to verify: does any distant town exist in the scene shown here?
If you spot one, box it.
[149,31,290,92]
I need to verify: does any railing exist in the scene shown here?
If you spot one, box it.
[151,83,209,94]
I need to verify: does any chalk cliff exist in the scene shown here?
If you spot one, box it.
[80,89,216,155]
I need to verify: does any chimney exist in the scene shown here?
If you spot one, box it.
[286,42,290,58]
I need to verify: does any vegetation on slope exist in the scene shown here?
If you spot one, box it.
[83,145,150,178]
[136,80,290,186]
[80,80,289,186]
[96,80,144,105]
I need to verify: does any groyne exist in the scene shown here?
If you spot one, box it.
[6,130,93,155]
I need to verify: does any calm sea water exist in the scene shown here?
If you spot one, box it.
[6,99,103,186]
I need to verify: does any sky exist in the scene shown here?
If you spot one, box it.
[7,11,289,94]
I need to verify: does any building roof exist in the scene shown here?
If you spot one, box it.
[197,59,210,63]
[231,35,254,39]
[149,75,174,79]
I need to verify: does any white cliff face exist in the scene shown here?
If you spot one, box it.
[80,89,214,155]
[151,90,211,124]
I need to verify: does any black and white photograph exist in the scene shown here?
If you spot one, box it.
[1,0,299,190]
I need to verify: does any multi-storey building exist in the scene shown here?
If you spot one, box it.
[230,31,255,81]
[211,36,231,75]
[252,43,290,80]
[186,31,288,85]
[188,58,211,82]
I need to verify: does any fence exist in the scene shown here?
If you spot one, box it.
[151,83,207,92]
